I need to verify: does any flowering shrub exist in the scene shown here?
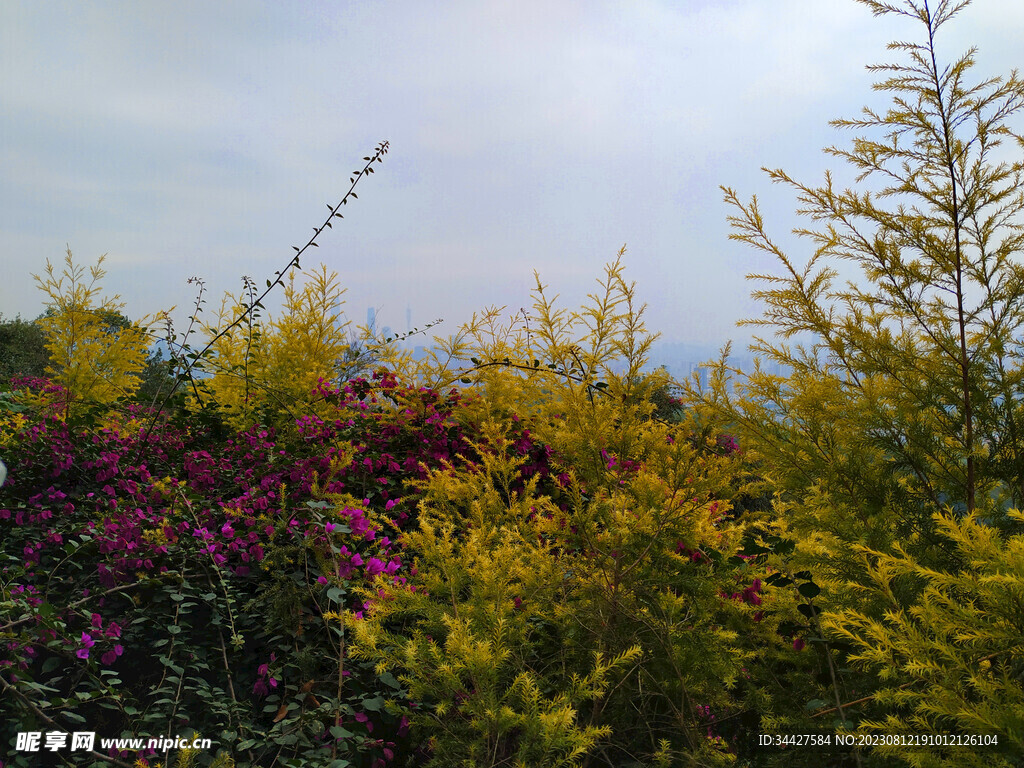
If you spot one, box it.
[0,172,831,766]
[0,371,482,768]
[1,240,844,768]
[342,259,814,767]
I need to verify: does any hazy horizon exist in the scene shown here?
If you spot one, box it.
[4,1,1022,356]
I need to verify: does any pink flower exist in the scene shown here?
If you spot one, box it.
[77,631,96,660]
[101,644,124,665]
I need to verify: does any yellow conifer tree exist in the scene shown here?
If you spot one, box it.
[33,249,154,420]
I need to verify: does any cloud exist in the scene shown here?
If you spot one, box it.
[2,0,1020,351]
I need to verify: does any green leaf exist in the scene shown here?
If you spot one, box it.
[361,696,385,711]
[797,582,821,599]
[378,671,401,689]
[740,541,770,556]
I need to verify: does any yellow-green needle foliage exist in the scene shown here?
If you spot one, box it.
[350,255,751,767]
[189,264,353,431]
[699,0,1024,761]
[33,249,155,421]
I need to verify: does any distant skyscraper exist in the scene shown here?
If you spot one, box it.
[688,362,710,390]
[367,307,376,334]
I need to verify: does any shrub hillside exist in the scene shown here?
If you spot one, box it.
[2,2,1022,767]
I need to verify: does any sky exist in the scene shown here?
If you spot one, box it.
[2,0,1023,368]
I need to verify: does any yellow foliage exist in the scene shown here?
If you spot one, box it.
[189,264,352,429]
[348,252,753,765]
[0,412,28,447]
[33,249,161,419]
[823,509,1024,764]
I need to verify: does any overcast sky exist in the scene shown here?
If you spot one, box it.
[2,0,1022,359]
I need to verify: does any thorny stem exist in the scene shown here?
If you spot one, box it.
[134,141,389,454]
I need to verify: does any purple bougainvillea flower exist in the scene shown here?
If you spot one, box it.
[77,631,96,659]
[100,644,124,665]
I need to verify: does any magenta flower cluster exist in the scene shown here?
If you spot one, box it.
[0,372,489,767]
